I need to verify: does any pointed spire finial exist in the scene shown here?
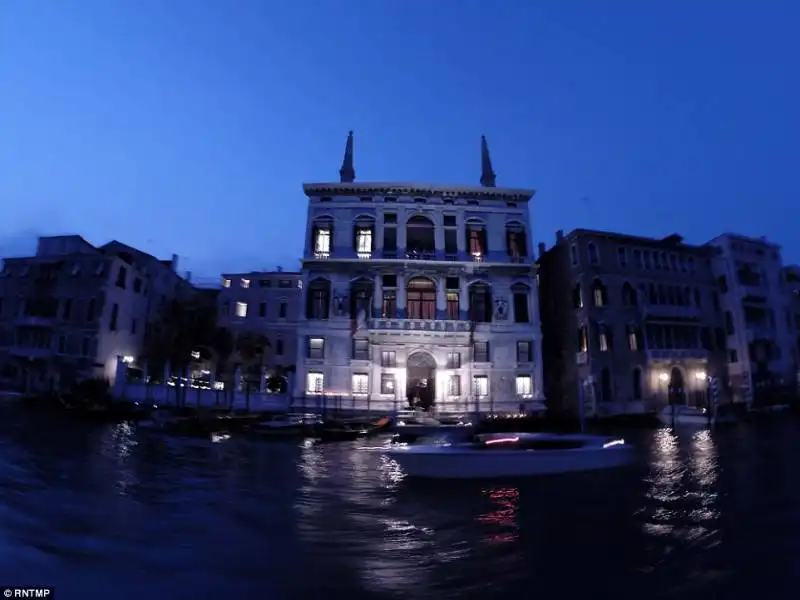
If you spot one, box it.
[479,134,496,187]
[339,130,355,183]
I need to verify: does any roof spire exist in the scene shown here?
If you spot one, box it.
[339,130,355,183]
[479,135,496,187]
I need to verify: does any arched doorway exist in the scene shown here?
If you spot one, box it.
[406,352,437,411]
[668,367,685,405]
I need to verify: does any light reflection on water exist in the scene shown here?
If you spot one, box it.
[3,407,800,599]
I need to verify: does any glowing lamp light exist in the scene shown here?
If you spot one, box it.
[658,372,669,383]
[121,356,135,365]
[694,370,707,381]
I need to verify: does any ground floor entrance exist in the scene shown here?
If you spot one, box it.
[406,351,436,411]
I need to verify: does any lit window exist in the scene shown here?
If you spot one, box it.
[516,375,533,397]
[352,373,369,395]
[628,328,638,351]
[448,375,461,396]
[315,228,331,254]
[235,302,247,317]
[380,373,395,394]
[356,228,372,254]
[222,278,231,288]
[599,329,609,352]
[306,372,324,394]
[241,278,250,289]
[472,375,488,397]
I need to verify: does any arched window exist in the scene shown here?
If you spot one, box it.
[621,282,637,306]
[505,222,528,259]
[311,217,334,257]
[352,215,375,257]
[465,219,487,257]
[406,277,436,320]
[592,279,607,307]
[406,216,435,258]
[468,282,492,322]
[306,278,331,320]
[348,277,373,319]
[587,243,599,265]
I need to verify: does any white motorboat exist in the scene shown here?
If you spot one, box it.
[392,410,472,437]
[384,432,633,479]
[658,405,736,427]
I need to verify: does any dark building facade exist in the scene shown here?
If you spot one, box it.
[538,229,730,419]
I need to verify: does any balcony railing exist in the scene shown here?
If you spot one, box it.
[645,349,708,360]
[368,318,471,333]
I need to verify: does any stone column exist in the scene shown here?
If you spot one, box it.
[436,276,446,320]
[373,273,382,318]
[397,273,406,318]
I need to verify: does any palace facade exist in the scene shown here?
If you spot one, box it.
[293,133,545,414]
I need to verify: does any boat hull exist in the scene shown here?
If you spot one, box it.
[386,444,633,479]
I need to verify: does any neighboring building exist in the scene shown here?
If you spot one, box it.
[707,234,797,404]
[0,235,187,391]
[538,229,728,419]
[293,132,544,414]
[782,264,800,391]
[217,270,302,370]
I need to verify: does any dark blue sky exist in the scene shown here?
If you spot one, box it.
[2,1,798,278]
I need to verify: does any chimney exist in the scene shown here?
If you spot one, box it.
[171,253,179,271]
[185,270,192,282]
[538,242,546,258]
[556,230,564,243]
[277,266,283,273]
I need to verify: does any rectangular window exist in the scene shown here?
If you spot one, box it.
[516,375,533,397]
[617,247,627,267]
[306,372,324,394]
[447,374,461,396]
[276,338,284,355]
[62,299,72,320]
[259,302,267,318]
[279,301,287,318]
[381,351,396,367]
[81,336,91,357]
[446,352,461,369]
[444,229,458,254]
[131,318,137,335]
[241,278,251,289]
[513,292,529,323]
[383,228,397,253]
[307,337,325,359]
[235,302,248,317]
[516,341,532,362]
[473,342,489,363]
[380,373,395,395]
[381,291,397,318]
[352,373,369,395]
[353,339,369,360]
[222,278,231,288]
[472,375,489,397]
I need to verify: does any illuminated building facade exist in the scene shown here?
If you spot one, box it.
[293,132,545,414]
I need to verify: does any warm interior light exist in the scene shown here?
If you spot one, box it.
[658,372,669,382]
[694,370,707,381]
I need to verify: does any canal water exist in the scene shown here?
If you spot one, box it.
[2,404,800,600]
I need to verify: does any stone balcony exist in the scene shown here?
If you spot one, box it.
[368,318,472,333]
[645,348,708,361]
[14,316,57,327]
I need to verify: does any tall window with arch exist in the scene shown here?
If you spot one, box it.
[465,219,487,257]
[511,283,530,323]
[352,216,375,257]
[406,215,435,258]
[306,279,330,320]
[406,277,436,320]
[468,282,492,322]
[445,277,460,319]
[587,243,599,265]
[505,222,528,260]
[311,217,333,257]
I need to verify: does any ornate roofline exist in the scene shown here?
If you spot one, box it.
[302,182,535,202]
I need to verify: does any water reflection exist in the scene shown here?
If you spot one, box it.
[4,407,800,599]
[476,487,520,545]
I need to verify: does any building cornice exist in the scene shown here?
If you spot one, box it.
[302,182,535,202]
